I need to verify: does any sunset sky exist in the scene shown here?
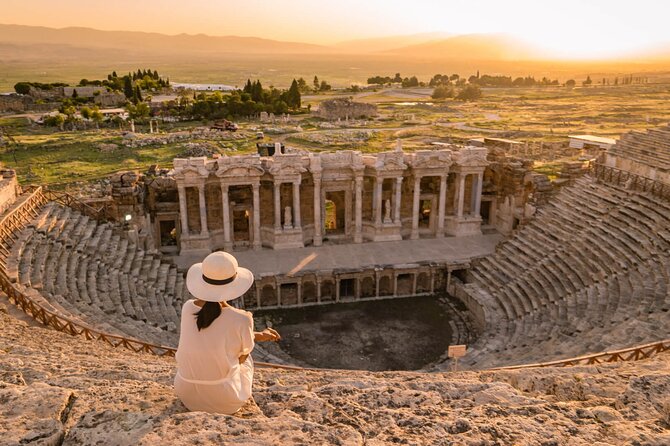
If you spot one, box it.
[3,0,669,58]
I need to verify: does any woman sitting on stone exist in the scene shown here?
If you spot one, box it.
[174,251,280,414]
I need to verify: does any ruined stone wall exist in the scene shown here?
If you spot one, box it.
[603,153,670,185]
[63,86,106,98]
[109,172,144,220]
[94,92,126,107]
[483,148,552,234]
[317,98,378,120]
[0,95,31,113]
[0,171,20,214]
[27,86,62,101]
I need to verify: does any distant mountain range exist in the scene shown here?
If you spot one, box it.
[333,32,453,54]
[383,33,544,61]
[1,24,668,63]
[0,24,328,55]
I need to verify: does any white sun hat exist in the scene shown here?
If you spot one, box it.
[186,251,254,302]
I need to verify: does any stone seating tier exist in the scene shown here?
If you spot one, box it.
[609,126,670,170]
[7,203,189,347]
[460,176,670,369]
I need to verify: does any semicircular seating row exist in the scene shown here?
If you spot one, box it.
[461,176,670,369]
[608,125,670,171]
[4,203,187,347]
[3,202,285,364]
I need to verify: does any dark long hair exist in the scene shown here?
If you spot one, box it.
[195,301,222,331]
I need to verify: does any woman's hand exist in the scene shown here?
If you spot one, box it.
[255,328,281,342]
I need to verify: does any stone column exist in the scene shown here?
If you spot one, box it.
[178,185,189,235]
[313,176,322,246]
[221,184,231,245]
[374,177,383,226]
[354,175,363,243]
[273,182,282,231]
[198,183,208,236]
[437,175,447,237]
[292,180,301,229]
[473,172,484,217]
[411,176,421,239]
[276,283,281,307]
[335,278,341,302]
[252,183,261,249]
[394,177,402,224]
[456,174,466,218]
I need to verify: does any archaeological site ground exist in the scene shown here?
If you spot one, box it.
[1,9,670,445]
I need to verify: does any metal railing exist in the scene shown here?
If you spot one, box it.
[492,339,670,370]
[23,185,112,222]
[0,187,302,369]
[0,187,668,371]
[592,163,670,200]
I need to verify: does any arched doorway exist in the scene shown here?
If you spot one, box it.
[261,285,277,307]
[302,280,317,303]
[378,276,392,296]
[360,276,375,298]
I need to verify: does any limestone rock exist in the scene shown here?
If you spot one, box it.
[1,302,670,445]
[0,381,74,446]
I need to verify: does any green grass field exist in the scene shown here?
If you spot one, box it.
[2,83,669,186]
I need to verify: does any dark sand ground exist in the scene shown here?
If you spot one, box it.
[254,295,458,371]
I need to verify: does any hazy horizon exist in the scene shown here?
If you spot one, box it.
[3,0,670,59]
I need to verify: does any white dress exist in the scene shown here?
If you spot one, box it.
[174,300,255,414]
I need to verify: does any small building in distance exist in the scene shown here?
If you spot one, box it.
[317,98,378,120]
[568,135,616,151]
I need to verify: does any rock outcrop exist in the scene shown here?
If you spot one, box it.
[1,305,668,445]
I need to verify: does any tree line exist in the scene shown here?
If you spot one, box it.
[152,78,304,121]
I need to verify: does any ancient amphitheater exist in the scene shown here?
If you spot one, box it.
[1,126,670,444]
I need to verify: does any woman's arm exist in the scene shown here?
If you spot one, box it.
[238,329,280,364]
[254,327,281,342]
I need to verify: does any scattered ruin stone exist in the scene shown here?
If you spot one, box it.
[177,142,221,158]
[97,143,119,153]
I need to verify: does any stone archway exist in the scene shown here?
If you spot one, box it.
[378,276,392,296]
[416,272,430,294]
[281,283,299,306]
[302,280,317,303]
[360,276,375,298]
[320,280,334,302]
[261,285,277,307]
[396,273,413,296]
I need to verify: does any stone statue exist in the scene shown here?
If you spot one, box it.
[395,139,403,152]
[283,206,293,229]
[383,199,392,224]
